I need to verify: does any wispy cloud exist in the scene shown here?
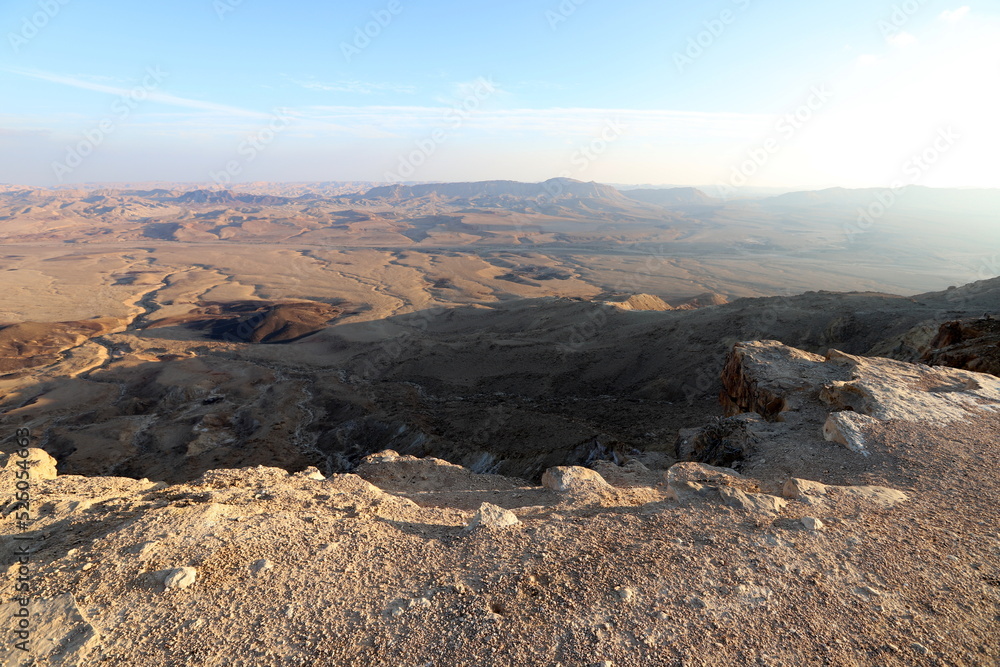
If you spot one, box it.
[298,105,769,139]
[3,68,272,119]
[939,6,970,23]
[294,79,417,95]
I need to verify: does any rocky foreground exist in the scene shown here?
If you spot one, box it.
[2,341,999,666]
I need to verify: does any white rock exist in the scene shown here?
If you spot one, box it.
[162,567,197,590]
[466,503,520,531]
[2,448,58,480]
[541,466,611,493]
[296,466,326,481]
[801,516,824,531]
[782,477,908,509]
[823,411,880,456]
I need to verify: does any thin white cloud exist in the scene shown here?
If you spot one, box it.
[940,6,970,23]
[295,79,417,95]
[855,54,882,67]
[297,105,769,139]
[3,68,271,119]
[886,31,917,48]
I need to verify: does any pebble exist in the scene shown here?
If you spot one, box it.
[250,559,273,574]
[616,587,635,601]
[911,642,929,655]
[81,563,94,571]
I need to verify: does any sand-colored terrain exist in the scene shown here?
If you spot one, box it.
[1,181,998,665]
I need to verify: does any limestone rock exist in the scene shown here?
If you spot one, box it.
[197,466,289,489]
[818,349,1000,425]
[781,477,908,509]
[541,466,611,494]
[782,478,830,503]
[822,411,880,456]
[723,340,1000,430]
[801,516,824,531]
[161,567,198,590]
[466,502,520,531]
[718,486,788,514]
[666,461,744,487]
[720,341,827,419]
[665,462,745,504]
[2,448,58,481]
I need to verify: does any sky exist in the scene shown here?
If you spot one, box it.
[0,0,998,189]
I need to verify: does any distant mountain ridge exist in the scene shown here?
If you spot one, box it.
[173,189,295,206]
[362,178,626,202]
[761,185,1000,213]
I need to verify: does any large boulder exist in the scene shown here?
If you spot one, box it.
[541,466,611,494]
[1,448,58,482]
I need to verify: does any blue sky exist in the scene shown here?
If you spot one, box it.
[1,0,997,188]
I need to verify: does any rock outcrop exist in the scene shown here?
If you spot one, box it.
[541,466,612,494]
[721,340,1000,462]
[921,317,1000,377]
[1,340,998,665]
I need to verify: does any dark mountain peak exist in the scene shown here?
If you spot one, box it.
[175,189,292,206]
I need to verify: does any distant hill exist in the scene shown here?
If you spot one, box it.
[174,189,294,206]
[762,185,1000,214]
